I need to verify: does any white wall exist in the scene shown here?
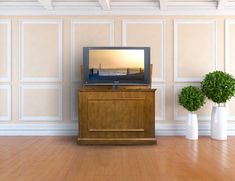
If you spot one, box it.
[1,16,235,135]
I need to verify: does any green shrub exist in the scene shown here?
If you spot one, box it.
[201,71,235,104]
[178,86,205,112]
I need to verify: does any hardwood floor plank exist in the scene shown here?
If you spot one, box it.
[0,136,41,162]
[0,136,235,181]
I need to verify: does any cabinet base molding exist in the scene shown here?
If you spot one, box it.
[77,138,157,145]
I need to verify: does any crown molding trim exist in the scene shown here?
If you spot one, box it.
[2,8,235,16]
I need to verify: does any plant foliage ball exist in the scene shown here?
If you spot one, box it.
[178,86,205,112]
[201,71,235,104]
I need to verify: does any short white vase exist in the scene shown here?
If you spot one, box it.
[186,113,198,140]
[211,106,227,140]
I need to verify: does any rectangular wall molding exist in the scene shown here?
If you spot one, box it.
[151,82,166,121]
[19,84,62,121]
[225,19,235,73]
[19,19,63,82]
[0,85,11,121]
[174,19,217,82]
[0,20,11,82]
[70,19,115,82]
[122,19,166,82]
[222,19,235,121]
[71,82,83,121]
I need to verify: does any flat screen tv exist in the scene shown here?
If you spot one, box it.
[83,47,151,85]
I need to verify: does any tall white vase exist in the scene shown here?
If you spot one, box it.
[186,113,198,140]
[211,106,227,140]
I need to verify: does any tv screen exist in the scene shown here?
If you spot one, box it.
[83,47,150,85]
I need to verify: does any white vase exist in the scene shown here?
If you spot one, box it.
[186,113,198,140]
[211,106,227,140]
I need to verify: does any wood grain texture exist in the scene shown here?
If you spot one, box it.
[0,136,235,181]
[78,88,156,144]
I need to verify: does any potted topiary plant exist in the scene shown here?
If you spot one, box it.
[179,86,206,140]
[201,70,235,140]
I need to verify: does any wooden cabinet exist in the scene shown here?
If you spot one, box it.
[77,87,156,145]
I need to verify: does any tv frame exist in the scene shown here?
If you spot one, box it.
[83,47,151,86]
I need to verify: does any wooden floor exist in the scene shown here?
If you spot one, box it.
[0,137,235,181]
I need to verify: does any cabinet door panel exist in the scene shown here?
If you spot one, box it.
[87,98,145,132]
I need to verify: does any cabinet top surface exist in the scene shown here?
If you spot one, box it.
[79,86,156,92]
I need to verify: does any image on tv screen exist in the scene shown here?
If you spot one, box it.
[88,49,145,81]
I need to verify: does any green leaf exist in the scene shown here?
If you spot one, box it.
[201,71,235,104]
[178,86,206,112]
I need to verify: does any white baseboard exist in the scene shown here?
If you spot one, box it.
[1,122,235,136]
[156,123,235,136]
[0,122,78,136]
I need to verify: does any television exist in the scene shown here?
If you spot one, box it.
[83,47,151,85]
